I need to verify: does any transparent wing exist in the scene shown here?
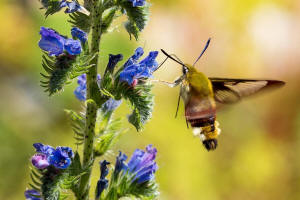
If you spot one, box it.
[209,78,285,104]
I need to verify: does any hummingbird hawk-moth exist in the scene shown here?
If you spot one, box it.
[159,39,285,151]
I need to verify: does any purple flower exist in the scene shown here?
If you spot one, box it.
[31,153,50,169]
[115,145,158,184]
[126,145,158,183]
[74,74,101,101]
[32,143,74,169]
[38,27,65,56]
[102,98,122,112]
[38,27,82,56]
[128,0,146,7]
[64,39,82,55]
[60,0,83,13]
[71,27,87,43]
[24,189,41,200]
[120,47,159,86]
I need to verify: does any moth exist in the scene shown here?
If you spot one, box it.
[159,39,285,151]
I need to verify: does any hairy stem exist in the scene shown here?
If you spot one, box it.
[78,1,104,199]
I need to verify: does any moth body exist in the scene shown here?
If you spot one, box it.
[181,64,219,150]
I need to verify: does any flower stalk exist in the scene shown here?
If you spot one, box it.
[78,1,104,199]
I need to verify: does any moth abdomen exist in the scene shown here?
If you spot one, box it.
[188,116,215,128]
[203,139,218,151]
[190,119,221,151]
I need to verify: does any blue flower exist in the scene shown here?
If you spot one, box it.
[96,160,110,199]
[114,151,128,175]
[105,54,123,74]
[74,74,101,101]
[102,98,122,112]
[120,47,159,86]
[48,146,74,169]
[115,145,158,184]
[39,27,82,56]
[60,0,83,13]
[126,144,158,183]
[128,0,146,7]
[71,27,87,43]
[74,74,87,101]
[123,47,144,68]
[38,27,65,56]
[24,189,41,200]
[33,143,55,157]
[32,143,74,169]
[100,160,110,179]
[64,39,82,55]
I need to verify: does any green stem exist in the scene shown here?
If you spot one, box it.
[78,1,104,199]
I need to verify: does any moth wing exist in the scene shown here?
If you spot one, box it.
[209,78,285,104]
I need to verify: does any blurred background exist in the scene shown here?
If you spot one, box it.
[1,0,300,199]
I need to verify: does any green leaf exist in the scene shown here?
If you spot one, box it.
[119,1,149,40]
[39,0,61,17]
[40,53,95,96]
[94,112,124,157]
[41,163,87,200]
[68,152,82,177]
[65,110,86,145]
[101,7,118,33]
[41,167,63,200]
[67,152,90,198]
[124,21,139,40]
[127,180,159,199]
[29,167,43,191]
[118,82,154,131]
[106,172,159,200]
[68,12,91,33]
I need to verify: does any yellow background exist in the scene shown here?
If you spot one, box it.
[0,0,300,199]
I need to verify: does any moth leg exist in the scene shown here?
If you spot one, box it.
[175,92,181,118]
[185,118,189,129]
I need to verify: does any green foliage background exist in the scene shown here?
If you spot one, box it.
[0,0,300,199]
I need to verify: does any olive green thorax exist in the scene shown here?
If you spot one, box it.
[184,64,214,97]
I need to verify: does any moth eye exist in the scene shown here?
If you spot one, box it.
[182,67,188,74]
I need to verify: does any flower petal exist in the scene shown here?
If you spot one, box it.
[33,143,55,157]
[64,39,82,55]
[38,27,65,56]
[71,27,87,43]
[31,153,50,169]
[24,189,41,200]
[102,98,122,112]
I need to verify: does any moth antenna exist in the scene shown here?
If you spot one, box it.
[155,53,184,72]
[155,56,169,72]
[161,49,185,66]
[193,38,211,66]
[171,54,184,64]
